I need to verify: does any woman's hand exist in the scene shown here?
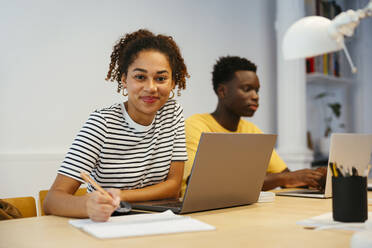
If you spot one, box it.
[86,188,121,222]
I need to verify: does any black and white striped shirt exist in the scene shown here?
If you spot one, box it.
[58,99,187,192]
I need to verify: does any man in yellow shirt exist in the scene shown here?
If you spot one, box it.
[182,56,325,195]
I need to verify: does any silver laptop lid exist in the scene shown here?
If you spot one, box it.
[181,133,277,213]
[325,133,372,197]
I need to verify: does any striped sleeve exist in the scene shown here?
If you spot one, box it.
[171,102,188,161]
[58,111,108,182]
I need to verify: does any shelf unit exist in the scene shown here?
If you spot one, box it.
[306,73,353,86]
[306,72,352,160]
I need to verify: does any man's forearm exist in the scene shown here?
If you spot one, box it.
[261,168,290,191]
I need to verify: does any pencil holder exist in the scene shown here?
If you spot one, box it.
[332,176,367,222]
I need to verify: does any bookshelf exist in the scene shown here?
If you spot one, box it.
[305,0,345,77]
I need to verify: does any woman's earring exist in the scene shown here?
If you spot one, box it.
[122,88,128,96]
[120,81,128,96]
[169,90,175,99]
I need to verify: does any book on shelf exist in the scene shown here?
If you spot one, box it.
[323,54,328,75]
[306,57,315,73]
[306,53,341,77]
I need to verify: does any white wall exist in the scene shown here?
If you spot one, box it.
[0,0,277,203]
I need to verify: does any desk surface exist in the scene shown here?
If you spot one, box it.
[1,191,371,248]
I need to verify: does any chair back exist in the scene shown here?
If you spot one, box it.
[3,196,37,218]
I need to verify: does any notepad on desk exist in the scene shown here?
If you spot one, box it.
[297,212,372,231]
[69,210,215,239]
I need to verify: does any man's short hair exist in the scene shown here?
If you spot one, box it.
[212,56,257,94]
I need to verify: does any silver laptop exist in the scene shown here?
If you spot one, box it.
[277,133,372,198]
[131,133,277,214]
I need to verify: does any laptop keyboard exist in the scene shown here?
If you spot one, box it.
[153,201,182,208]
[287,189,325,194]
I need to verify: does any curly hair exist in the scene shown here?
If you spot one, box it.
[105,29,189,96]
[212,56,257,94]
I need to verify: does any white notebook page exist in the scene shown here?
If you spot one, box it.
[69,210,215,239]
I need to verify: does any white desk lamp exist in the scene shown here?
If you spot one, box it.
[282,0,372,73]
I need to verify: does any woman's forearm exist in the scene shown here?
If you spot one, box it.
[44,189,89,217]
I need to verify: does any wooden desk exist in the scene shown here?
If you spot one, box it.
[1,192,370,248]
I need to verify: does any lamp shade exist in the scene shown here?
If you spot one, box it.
[282,16,344,60]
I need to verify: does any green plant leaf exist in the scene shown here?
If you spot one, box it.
[314,92,329,99]
[324,126,332,137]
[328,103,341,118]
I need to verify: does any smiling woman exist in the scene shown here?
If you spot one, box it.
[43,29,190,222]
[122,50,175,126]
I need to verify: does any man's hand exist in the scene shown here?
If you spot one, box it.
[282,168,326,189]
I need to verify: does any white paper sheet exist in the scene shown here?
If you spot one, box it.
[69,210,215,239]
[297,212,372,231]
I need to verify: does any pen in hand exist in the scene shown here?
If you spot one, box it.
[80,172,121,221]
[80,171,113,200]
